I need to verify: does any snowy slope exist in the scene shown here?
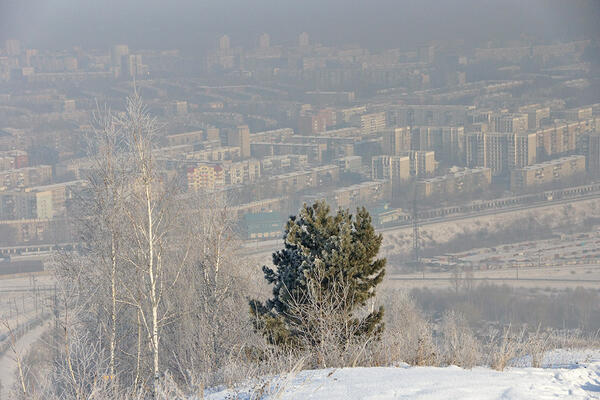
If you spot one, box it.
[206,350,600,400]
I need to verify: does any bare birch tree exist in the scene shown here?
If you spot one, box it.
[114,93,191,396]
[38,93,261,397]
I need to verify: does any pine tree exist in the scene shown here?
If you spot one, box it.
[250,201,386,350]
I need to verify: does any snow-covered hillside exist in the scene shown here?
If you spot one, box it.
[207,350,600,400]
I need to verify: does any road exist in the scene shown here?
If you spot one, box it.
[385,263,600,290]
[0,275,55,397]
[0,321,51,398]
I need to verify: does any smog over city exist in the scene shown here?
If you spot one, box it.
[0,1,599,398]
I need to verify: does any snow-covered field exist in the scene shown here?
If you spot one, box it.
[207,350,600,399]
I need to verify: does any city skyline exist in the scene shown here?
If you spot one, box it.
[1,0,599,51]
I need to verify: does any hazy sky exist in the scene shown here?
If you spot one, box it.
[1,0,599,52]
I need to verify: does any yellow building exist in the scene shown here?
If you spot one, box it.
[187,164,225,191]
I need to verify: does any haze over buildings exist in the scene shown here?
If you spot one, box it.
[0,2,599,398]
[0,0,597,274]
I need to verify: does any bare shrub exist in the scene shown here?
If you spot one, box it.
[548,328,600,349]
[374,290,438,367]
[487,325,526,371]
[525,326,550,368]
[439,310,481,368]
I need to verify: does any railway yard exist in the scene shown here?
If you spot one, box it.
[389,230,600,290]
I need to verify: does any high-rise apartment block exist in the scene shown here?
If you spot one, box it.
[382,127,411,155]
[509,132,537,169]
[298,114,327,135]
[465,132,485,168]
[585,132,600,176]
[219,35,230,51]
[228,125,251,159]
[408,150,436,178]
[519,105,550,130]
[562,107,593,121]
[371,155,410,182]
[299,32,309,47]
[111,44,129,75]
[483,132,511,176]
[411,126,465,164]
[536,118,597,160]
[259,33,270,49]
[5,39,21,56]
[466,131,536,176]
[489,113,528,134]
[123,54,143,78]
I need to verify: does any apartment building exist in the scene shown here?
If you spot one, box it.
[186,164,225,191]
[351,112,386,135]
[489,113,528,134]
[331,180,388,209]
[510,155,586,191]
[416,167,492,198]
[0,191,36,220]
[466,131,536,176]
[371,155,410,182]
[387,105,470,127]
[406,150,436,178]
[561,107,593,121]
[509,132,537,169]
[223,159,261,185]
[0,165,52,189]
[0,150,28,171]
[227,125,251,159]
[336,106,367,124]
[251,142,326,163]
[269,165,339,194]
[260,155,308,174]
[305,180,388,211]
[465,132,485,168]
[410,126,465,164]
[335,156,362,173]
[162,130,204,147]
[536,118,597,159]
[186,146,241,162]
[585,132,600,176]
[518,105,550,130]
[381,127,411,155]
[25,180,82,219]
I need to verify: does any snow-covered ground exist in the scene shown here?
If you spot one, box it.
[206,350,600,399]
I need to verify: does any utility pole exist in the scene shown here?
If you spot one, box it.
[407,107,422,278]
[412,191,422,279]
